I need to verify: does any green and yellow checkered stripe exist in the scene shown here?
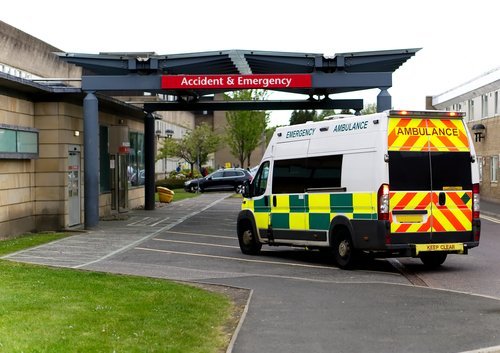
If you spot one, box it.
[242,192,377,231]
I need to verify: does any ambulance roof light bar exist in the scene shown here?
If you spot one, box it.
[389,110,465,118]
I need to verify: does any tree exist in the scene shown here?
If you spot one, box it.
[224,90,269,168]
[361,103,377,115]
[289,110,317,125]
[157,123,220,176]
[317,109,337,120]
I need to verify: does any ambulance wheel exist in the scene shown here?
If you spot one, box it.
[238,222,262,255]
[420,253,447,268]
[332,228,357,270]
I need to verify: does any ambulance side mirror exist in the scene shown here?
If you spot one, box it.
[241,180,251,198]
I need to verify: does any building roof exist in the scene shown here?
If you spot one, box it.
[433,66,500,109]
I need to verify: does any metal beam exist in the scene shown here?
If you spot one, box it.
[83,92,99,228]
[143,99,363,112]
[82,72,392,94]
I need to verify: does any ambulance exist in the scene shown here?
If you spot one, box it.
[237,110,481,269]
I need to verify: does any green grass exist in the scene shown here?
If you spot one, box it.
[0,235,233,353]
[0,232,68,257]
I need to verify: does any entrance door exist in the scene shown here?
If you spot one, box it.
[110,154,129,212]
[68,149,81,226]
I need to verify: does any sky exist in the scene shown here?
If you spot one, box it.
[2,0,499,126]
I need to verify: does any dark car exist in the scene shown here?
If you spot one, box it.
[184,168,252,193]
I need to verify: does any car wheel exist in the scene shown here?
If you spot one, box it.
[420,253,447,268]
[189,185,198,193]
[238,222,262,255]
[332,227,357,270]
[235,184,244,194]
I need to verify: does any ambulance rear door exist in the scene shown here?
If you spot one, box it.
[387,111,473,245]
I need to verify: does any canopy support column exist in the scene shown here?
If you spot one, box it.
[83,91,99,228]
[144,112,156,210]
[377,88,391,112]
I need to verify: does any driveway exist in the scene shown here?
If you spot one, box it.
[5,194,500,353]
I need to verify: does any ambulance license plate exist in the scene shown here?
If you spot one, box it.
[396,214,423,223]
[415,243,464,254]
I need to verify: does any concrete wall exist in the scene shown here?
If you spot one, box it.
[0,94,36,238]
[0,20,81,80]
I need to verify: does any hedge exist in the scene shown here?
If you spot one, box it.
[156,178,187,190]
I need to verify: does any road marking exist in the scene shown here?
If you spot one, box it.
[73,196,229,269]
[162,230,235,240]
[135,246,338,270]
[481,214,500,224]
[153,238,239,249]
[127,217,151,226]
[150,217,170,227]
[458,345,500,353]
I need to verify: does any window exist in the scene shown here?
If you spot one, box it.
[0,125,38,159]
[129,132,145,186]
[272,155,343,194]
[468,100,474,121]
[252,161,270,197]
[477,156,483,182]
[100,126,110,192]
[495,92,499,115]
[482,94,489,118]
[491,155,498,183]
[388,152,472,191]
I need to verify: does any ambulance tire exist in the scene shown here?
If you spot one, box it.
[238,221,262,255]
[419,253,447,268]
[332,227,357,270]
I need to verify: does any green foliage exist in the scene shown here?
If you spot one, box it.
[361,103,377,114]
[157,123,221,175]
[317,109,337,120]
[289,110,318,125]
[155,178,187,190]
[224,90,269,168]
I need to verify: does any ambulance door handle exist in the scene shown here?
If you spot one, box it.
[264,196,269,207]
[439,192,446,206]
[272,195,277,207]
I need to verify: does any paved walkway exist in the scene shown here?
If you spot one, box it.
[3,194,500,353]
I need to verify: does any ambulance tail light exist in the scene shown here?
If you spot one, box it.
[378,184,390,221]
[472,183,480,219]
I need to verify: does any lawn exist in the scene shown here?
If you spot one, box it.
[0,234,233,353]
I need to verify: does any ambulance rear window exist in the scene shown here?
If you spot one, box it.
[389,151,472,191]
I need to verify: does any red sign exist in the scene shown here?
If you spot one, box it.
[161,74,312,90]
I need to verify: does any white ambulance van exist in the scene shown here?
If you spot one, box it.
[237,110,481,269]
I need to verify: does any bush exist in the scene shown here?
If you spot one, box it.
[156,178,187,189]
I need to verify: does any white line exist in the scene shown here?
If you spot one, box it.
[481,214,500,224]
[226,289,253,353]
[153,238,239,249]
[135,246,338,270]
[127,217,151,226]
[458,345,500,353]
[73,196,229,269]
[150,217,170,227]
[163,230,235,240]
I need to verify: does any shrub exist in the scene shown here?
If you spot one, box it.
[156,177,187,189]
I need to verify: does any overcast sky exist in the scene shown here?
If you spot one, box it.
[2,0,499,126]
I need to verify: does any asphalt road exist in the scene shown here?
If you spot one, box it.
[5,194,500,353]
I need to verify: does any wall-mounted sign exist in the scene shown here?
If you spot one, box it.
[161,74,312,90]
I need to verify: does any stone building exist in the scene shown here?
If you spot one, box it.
[0,21,200,238]
[430,67,500,203]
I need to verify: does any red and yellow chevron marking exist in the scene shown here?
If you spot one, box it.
[390,191,472,233]
[390,192,432,233]
[388,118,470,152]
[431,191,472,232]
